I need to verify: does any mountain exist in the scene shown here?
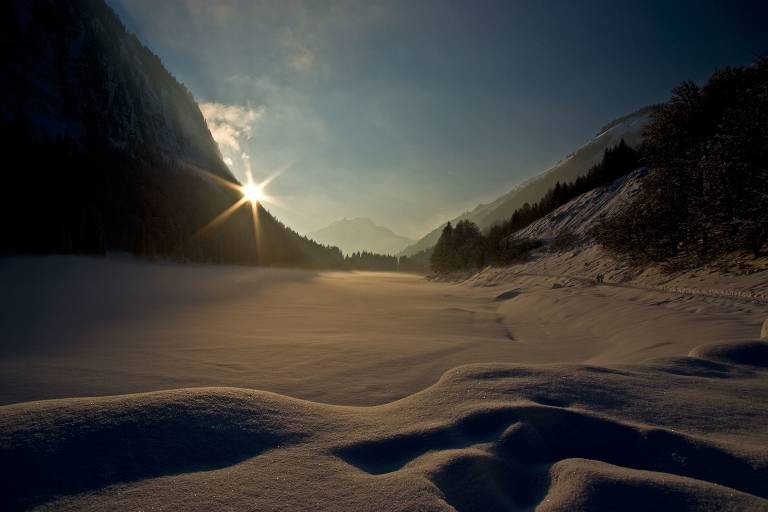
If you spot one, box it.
[309,218,414,256]
[0,0,343,268]
[400,106,655,256]
[510,168,646,243]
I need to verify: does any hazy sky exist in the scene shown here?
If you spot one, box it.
[109,0,767,238]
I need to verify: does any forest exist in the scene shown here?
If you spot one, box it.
[430,57,768,274]
[0,0,348,269]
[430,139,640,272]
[595,57,768,266]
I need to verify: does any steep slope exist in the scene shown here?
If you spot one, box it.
[0,0,342,268]
[0,0,229,179]
[467,167,768,304]
[401,106,654,256]
[309,218,414,255]
[511,168,646,242]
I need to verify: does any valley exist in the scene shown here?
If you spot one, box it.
[2,256,768,511]
[2,256,765,407]
[3,1,767,510]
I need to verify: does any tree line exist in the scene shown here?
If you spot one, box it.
[430,139,640,273]
[595,57,768,265]
[344,251,398,271]
[429,57,768,274]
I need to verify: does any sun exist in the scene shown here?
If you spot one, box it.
[187,162,284,242]
[241,182,263,203]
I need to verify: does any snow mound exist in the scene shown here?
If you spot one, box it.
[3,340,768,511]
[689,339,768,368]
[0,388,311,510]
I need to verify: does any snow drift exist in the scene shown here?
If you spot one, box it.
[2,339,767,511]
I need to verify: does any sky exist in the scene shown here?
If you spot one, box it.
[109,0,768,239]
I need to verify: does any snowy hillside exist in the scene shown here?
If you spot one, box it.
[511,168,646,242]
[400,106,654,256]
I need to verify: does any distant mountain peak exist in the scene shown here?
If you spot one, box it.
[309,218,414,256]
[337,217,377,226]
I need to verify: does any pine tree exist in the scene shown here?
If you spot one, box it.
[430,222,454,273]
[595,57,768,263]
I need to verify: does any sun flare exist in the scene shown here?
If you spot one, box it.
[186,162,286,243]
[242,182,264,203]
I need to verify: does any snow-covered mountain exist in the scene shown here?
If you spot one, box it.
[510,168,646,243]
[400,106,655,256]
[309,218,414,256]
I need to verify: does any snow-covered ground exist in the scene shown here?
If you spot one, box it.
[1,256,767,510]
[490,167,768,304]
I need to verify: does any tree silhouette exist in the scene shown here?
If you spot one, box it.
[595,57,768,264]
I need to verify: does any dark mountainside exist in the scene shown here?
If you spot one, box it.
[400,105,654,257]
[0,0,343,268]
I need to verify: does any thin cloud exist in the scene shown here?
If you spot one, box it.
[199,101,263,176]
[280,29,315,72]
[199,102,262,151]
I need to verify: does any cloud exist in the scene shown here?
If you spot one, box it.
[280,29,315,72]
[199,102,262,151]
[199,102,263,177]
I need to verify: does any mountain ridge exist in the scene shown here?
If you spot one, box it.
[400,105,655,256]
[309,217,413,256]
[0,0,343,268]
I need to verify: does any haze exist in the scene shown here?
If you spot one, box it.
[109,0,766,238]
[4,1,768,510]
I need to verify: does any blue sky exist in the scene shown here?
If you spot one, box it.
[110,0,768,238]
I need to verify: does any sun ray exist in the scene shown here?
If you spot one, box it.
[191,196,249,240]
[256,194,285,209]
[181,159,285,255]
[250,200,263,259]
[259,160,294,189]
[182,160,242,193]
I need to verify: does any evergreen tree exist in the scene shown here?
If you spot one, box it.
[430,222,454,273]
[596,57,768,263]
[427,138,642,273]
[398,247,432,273]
